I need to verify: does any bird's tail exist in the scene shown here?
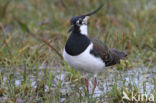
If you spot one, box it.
[111,48,127,59]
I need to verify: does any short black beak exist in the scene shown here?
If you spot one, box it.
[67,25,74,33]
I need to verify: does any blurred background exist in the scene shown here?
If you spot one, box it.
[0,0,155,102]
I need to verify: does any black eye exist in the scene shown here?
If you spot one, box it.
[79,19,82,24]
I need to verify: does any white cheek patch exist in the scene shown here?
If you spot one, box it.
[80,25,88,35]
[76,16,89,35]
[80,16,89,35]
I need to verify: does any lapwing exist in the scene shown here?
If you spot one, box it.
[63,6,127,93]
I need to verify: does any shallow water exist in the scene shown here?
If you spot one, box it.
[0,65,155,101]
[94,67,156,97]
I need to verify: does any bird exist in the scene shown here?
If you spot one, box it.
[63,5,127,93]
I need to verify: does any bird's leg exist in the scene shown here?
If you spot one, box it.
[92,77,97,94]
[84,78,89,93]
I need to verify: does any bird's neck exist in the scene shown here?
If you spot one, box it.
[79,25,88,35]
[72,25,88,36]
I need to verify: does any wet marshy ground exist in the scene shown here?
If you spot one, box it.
[0,0,156,102]
[0,65,155,102]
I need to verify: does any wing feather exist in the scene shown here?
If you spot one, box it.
[89,36,127,66]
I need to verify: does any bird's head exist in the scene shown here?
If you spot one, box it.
[68,5,103,35]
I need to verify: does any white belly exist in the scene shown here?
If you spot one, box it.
[63,43,105,74]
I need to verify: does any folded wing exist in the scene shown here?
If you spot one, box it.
[89,36,127,67]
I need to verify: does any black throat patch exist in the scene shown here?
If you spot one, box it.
[65,31,91,56]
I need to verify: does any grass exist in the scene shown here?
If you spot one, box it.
[0,0,156,102]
